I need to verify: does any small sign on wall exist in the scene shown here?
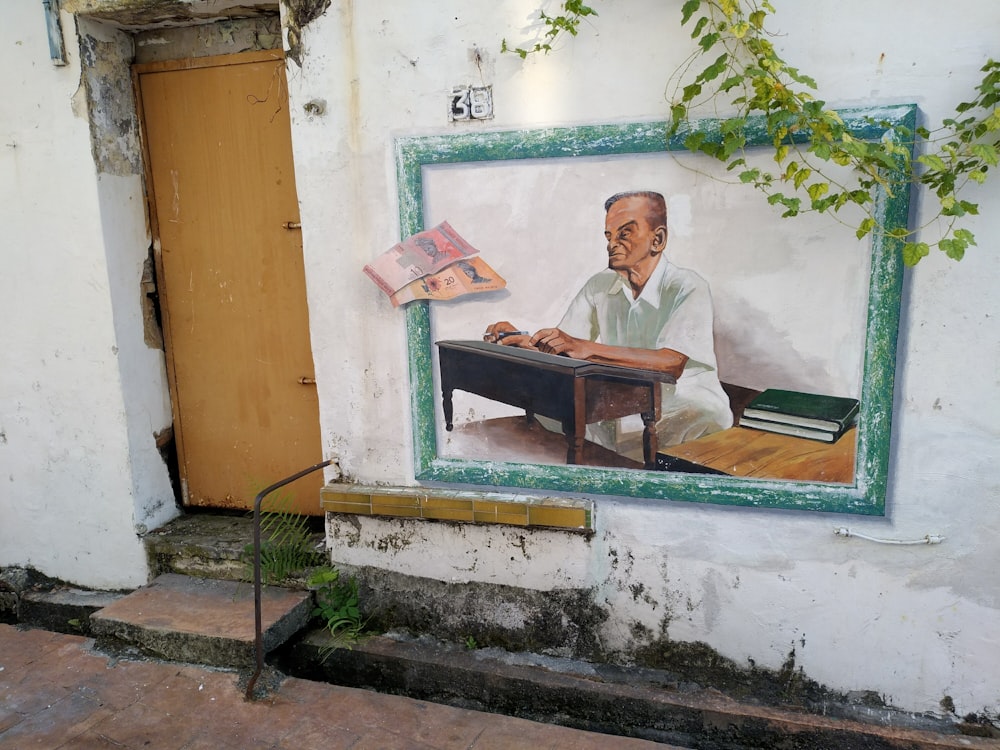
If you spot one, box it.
[449,86,493,121]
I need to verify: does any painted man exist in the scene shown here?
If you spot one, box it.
[484,190,732,459]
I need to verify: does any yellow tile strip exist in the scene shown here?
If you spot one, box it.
[320,485,593,532]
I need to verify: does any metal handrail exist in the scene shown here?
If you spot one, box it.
[244,459,333,701]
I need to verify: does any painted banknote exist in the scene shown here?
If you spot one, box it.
[389,256,506,307]
[363,221,478,296]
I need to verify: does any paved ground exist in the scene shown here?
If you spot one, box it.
[0,624,678,749]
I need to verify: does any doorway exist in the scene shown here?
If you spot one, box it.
[135,51,323,515]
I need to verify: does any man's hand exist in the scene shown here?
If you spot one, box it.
[483,321,534,348]
[533,328,688,377]
[530,328,593,359]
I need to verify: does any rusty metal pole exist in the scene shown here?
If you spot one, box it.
[244,459,333,701]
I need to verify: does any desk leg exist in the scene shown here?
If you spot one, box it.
[563,420,586,465]
[564,379,587,465]
[443,388,454,431]
[641,411,658,469]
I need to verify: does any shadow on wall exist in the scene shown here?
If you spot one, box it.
[714,297,846,395]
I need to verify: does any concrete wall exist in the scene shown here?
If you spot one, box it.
[290,0,999,719]
[1,0,997,720]
[0,3,175,588]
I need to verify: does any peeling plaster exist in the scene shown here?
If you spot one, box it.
[133,16,281,63]
[77,26,141,176]
[283,0,330,66]
[63,0,277,31]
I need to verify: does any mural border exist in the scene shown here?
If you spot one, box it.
[395,104,915,514]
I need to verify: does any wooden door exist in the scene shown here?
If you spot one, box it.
[135,51,323,514]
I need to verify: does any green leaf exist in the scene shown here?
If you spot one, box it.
[739,168,761,183]
[698,32,720,51]
[669,103,687,127]
[856,217,875,239]
[812,142,832,160]
[684,132,706,151]
[681,0,701,25]
[840,139,868,158]
[831,150,852,166]
[790,71,818,89]
[721,132,746,158]
[940,238,966,261]
[918,153,949,172]
[719,117,747,135]
[971,143,999,166]
[807,182,829,201]
[954,228,977,246]
[682,82,703,101]
[902,242,930,266]
[780,197,801,215]
[793,168,812,189]
[719,75,743,93]
[698,53,729,83]
[849,189,872,206]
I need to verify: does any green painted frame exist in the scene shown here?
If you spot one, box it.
[396,104,914,514]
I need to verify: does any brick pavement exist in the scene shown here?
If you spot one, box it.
[0,624,676,749]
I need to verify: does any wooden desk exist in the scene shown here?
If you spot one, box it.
[436,340,673,469]
[664,425,857,484]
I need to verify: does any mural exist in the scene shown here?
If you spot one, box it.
[396,108,913,513]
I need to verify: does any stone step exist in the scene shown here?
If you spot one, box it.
[143,513,260,582]
[19,587,126,636]
[90,573,312,668]
[143,512,324,585]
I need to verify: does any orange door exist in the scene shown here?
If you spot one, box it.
[136,51,323,514]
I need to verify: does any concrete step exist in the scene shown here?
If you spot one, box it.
[143,512,324,586]
[19,586,126,636]
[277,630,1000,750]
[143,513,260,582]
[90,573,311,668]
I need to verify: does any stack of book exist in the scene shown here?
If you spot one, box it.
[738,389,860,443]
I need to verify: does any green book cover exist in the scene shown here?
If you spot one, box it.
[739,416,839,442]
[743,389,860,432]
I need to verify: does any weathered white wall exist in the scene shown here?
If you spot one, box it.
[0,3,175,588]
[289,0,1000,719]
[1,0,997,721]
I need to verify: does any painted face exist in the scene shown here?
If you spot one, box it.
[604,196,664,272]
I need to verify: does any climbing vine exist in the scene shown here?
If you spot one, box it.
[504,1,1000,266]
[501,0,598,58]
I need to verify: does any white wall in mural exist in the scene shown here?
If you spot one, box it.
[423,150,868,434]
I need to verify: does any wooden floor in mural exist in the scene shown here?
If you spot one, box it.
[440,379,856,485]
